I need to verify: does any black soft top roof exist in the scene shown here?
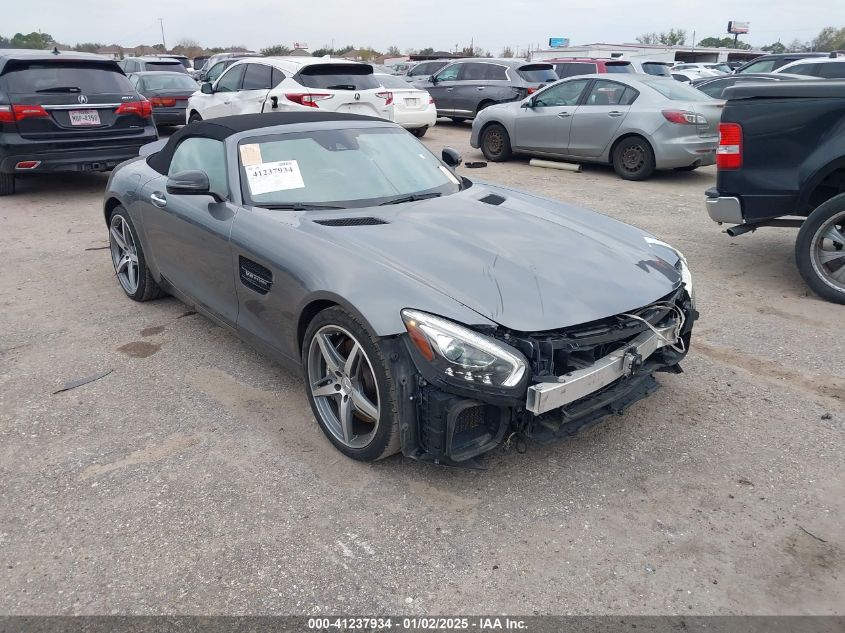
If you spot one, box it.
[147,112,386,174]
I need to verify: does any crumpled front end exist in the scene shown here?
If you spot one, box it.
[393,286,696,466]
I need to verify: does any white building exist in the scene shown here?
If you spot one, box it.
[530,42,762,64]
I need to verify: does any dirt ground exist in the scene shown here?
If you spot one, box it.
[0,121,842,615]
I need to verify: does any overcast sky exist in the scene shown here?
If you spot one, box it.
[5,0,840,53]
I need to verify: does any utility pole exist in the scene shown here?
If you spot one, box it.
[159,18,167,51]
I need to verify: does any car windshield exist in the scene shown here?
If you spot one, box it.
[375,74,412,89]
[517,65,558,82]
[645,79,713,101]
[141,74,198,90]
[2,61,134,93]
[239,127,462,208]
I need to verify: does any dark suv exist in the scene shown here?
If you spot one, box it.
[0,50,158,195]
[734,52,828,74]
[412,58,558,121]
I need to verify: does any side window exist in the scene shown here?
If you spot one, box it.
[271,68,285,87]
[168,138,228,198]
[699,80,729,98]
[783,63,815,76]
[819,63,845,79]
[128,75,140,88]
[739,59,776,73]
[241,64,273,90]
[207,62,227,83]
[460,63,489,81]
[533,79,589,107]
[434,64,461,82]
[485,64,508,80]
[216,64,245,92]
[583,80,630,106]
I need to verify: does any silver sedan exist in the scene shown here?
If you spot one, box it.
[470,74,723,180]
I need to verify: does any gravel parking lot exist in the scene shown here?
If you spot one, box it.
[1,120,842,615]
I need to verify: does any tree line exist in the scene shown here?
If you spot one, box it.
[636,25,845,52]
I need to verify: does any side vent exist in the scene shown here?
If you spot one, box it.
[313,217,389,227]
[479,193,506,206]
[239,256,273,295]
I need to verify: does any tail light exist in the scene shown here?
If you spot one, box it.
[150,97,178,107]
[116,99,152,118]
[12,104,50,121]
[526,87,538,95]
[662,109,706,125]
[0,105,13,123]
[717,122,742,170]
[376,91,393,106]
[285,93,331,108]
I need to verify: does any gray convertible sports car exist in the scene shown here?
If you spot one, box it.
[103,112,697,465]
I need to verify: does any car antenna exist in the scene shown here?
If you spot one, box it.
[52,46,60,55]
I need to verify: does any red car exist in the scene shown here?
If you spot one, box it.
[547,58,634,79]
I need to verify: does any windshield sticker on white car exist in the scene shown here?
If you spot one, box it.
[239,143,263,166]
[246,160,305,196]
[438,165,461,185]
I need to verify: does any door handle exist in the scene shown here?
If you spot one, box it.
[476,87,485,91]
[608,111,624,117]
[150,192,167,208]
[557,112,571,118]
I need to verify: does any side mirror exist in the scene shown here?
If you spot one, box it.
[442,147,462,168]
[166,170,218,200]
[521,99,535,108]
[429,75,437,84]
[200,82,214,94]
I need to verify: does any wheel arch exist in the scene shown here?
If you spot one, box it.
[104,196,123,227]
[799,157,845,216]
[608,132,654,165]
[296,292,383,358]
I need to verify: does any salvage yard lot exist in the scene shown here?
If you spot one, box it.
[0,121,842,614]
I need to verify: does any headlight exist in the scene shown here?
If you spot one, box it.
[401,309,527,388]
[645,237,694,304]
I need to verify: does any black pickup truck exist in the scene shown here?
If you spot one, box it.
[705,80,845,304]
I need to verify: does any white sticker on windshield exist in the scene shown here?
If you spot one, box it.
[245,160,305,196]
[438,165,460,185]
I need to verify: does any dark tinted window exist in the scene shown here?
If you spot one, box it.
[409,61,448,77]
[554,62,597,78]
[534,78,589,106]
[242,63,273,90]
[737,59,777,74]
[216,64,245,92]
[296,64,379,90]
[642,62,671,77]
[517,65,557,82]
[272,68,284,87]
[584,80,633,105]
[605,62,634,74]
[818,63,845,79]
[485,64,508,80]
[145,61,187,73]
[698,78,732,97]
[460,62,490,80]
[2,61,134,94]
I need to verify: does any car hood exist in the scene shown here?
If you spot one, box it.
[305,184,682,331]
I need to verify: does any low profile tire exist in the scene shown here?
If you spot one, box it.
[0,173,15,196]
[108,206,164,302]
[795,193,845,304]
[480,123,512,162]
[188,112,202,124]
[303,307,401,462]
[410,126,428,138]
[612,136,655,181]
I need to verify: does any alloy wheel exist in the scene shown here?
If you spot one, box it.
[109,215,140,295]
[307,325,381,449]
[810,210,845,292]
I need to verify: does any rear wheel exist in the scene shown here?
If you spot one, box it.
[108,207,164,302]
[612,136,655,181]
[0,173,15,196]
[410,126,428,138]
[303,307,400,461]
[480,123,512,162]
[795,193,845,304]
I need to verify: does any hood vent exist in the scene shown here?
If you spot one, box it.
[479,193,506,206]
[314,217,389,227]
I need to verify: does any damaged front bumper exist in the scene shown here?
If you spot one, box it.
[390,289,695,466]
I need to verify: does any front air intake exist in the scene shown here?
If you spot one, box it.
[313,217,388,227]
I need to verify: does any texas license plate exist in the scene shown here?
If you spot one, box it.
[405,98,419,107]
[69,109,100,126]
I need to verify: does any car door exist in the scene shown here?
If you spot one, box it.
[451,62,490,117]
[512,78,589,154]
[567,80,636,157]
[230,63,274,115]
[204,63,246,119]
[137,137,239,325]
[424,63,460,115]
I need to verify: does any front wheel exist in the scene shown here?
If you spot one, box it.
[480,123,512,162]
[410,126,428,138]
[303,307,400,461]
[795,193,845,304]
[612,136,655,181]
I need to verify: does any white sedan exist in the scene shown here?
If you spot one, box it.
[374,73,437,137]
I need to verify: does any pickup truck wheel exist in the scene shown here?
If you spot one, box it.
[480,123,512,162]
[612,136,655,181]
[0,173,14,196]
[303,307,401,462]
[796,194,845,304]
